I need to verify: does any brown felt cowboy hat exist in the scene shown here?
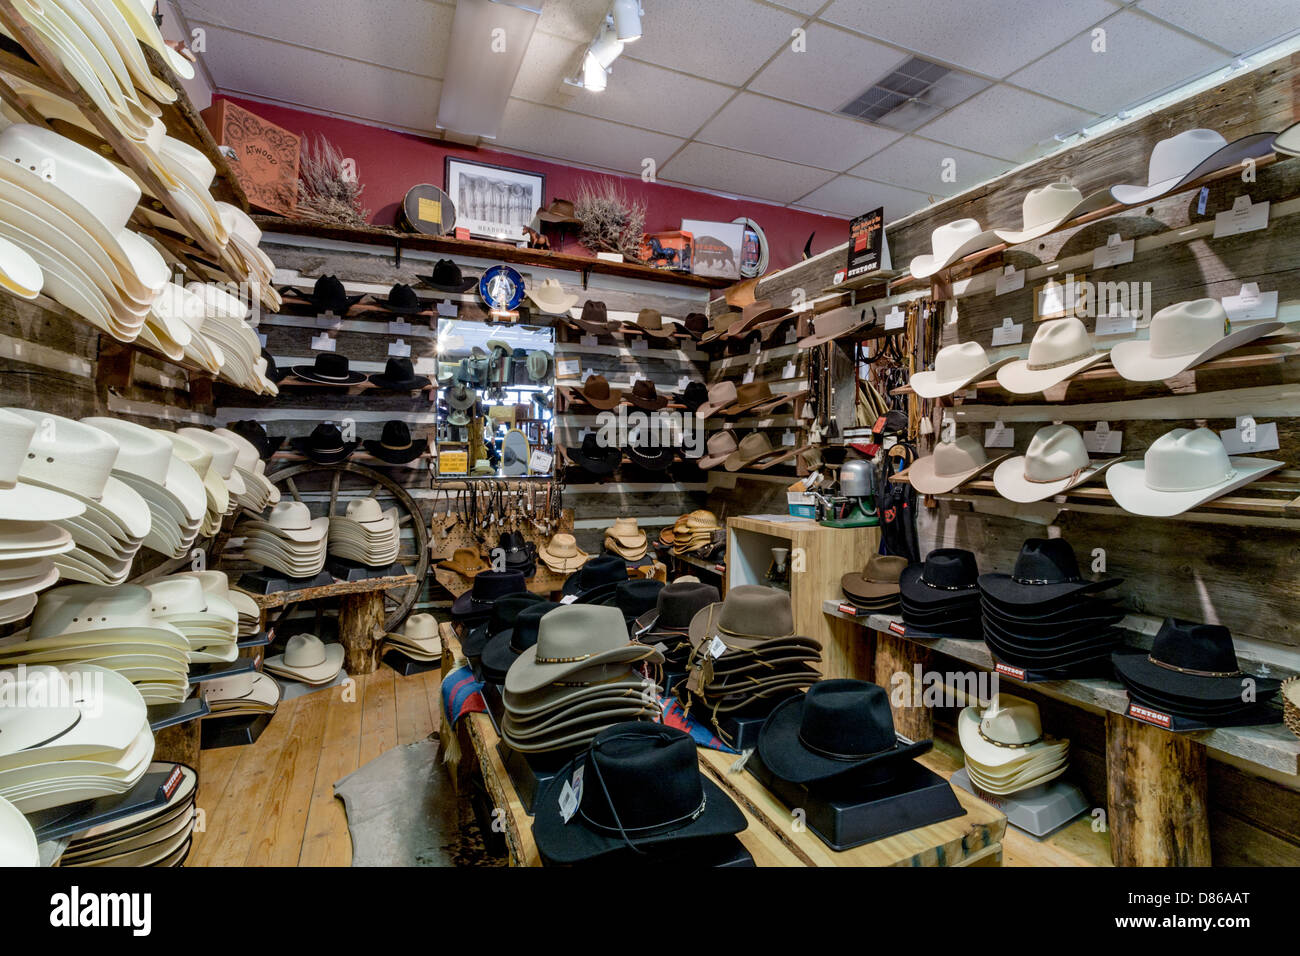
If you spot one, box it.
[570,300,612,334]
[634,308,675,338]
[724,299,789,340]
[536,199,582,224]
[576,374,623,410]
[695,381,738,419]
[796,306,876,349]
[840,554,909,603]
[628,379,669,410]
[723,432,806,472]
[686,585,820,655]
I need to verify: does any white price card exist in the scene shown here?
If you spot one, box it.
[1221,283,1279,323]
[528,450,553,473]
[782,361,797,380]
[1095,309,1138,337]
[414,357,437,374]
[560,593,579,605]
[631,338,649,351]
[1082,421,1123,455]
[556,358,580,378]
[781,430,797,447]
[436,301,459,317]
[1220,415,1280,454]
[257,332,267,347]
[1213,195,1269,238]
[884,307,906,331]
[750,338,761,354]
[387,338,411,358]
[708,635,728,659]
[580,334,598,347]
[995,266,1025,296]
[785,326,799,344]
[989,317,1023,347]
[387,320,413,336]
[1092,234,1135,270]
[558,766,584,822]
[742,368,755,385]
[984,421,1014,448]
[309,333,336,352]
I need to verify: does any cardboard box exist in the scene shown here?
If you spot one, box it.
[638,230,693,272]
[202,99,299,216]
[682,219,745,279]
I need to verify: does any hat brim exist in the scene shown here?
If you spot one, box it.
[695,399,737,419]
[417,274,477,293]
[576,389,623,410]
[1114,670,1273,714]
[1112,649,1281,703]
[1274,123,1299,157]
[1108,322,1285,382]
[840,573,901,601]
[289,440,359,464]
[795,317,878,349]
[977,572,1121,608]
[527,293,580,315]
[368,374,432,391]
[992,455,1121,503]
[265,641,345,684]
[629,395,670,411]
[992,190,1116,245]
[362,439,428,464]
[627,450,674,470]
[906,451,1009,495]
[505,641,657,695]
[1105,456,1282,517]
[290,367,368,386]
[909,356,1018,399]
[909,230,1000,279]
[897,563,979,607]
[1110,132,1279,206]
[996,353,1108,394]
[0,481,85,523]
[958,707,1067,769]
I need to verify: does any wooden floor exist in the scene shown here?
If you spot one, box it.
[188,667,441,867]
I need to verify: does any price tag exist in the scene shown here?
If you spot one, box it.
[414,356,437,374]
[560,594,578,605]
[580,334,598,347]
[781,430,796,447]
[750,338,761,354]
[983,420,1014,448]
[1213,195,1269,238]
[388,320,413,336]
[785,326,798,344]
[742,368,755,385]
[436,301,459,317]
[309,333,336,352]
[1220,415,1279,454]
[1197,186,1209,216]
[677,376,690,391]
[884,307,906,331]
[558,766,584,822]
[528,449,553,473]
[556,358,580,378]
[1095,309,1138,337]
[995,266,1024,296]
[317,313,342,331]
[387,338,411,358]
[708,635,727,658]
[1221,283,1279,323]
[631,338,649,352]
[989,317,1023,347]
[1082,421,1122,455]
[1092,233,1135,270]
[782,361,797,380]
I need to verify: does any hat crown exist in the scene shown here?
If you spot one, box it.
[313,353,351,379]
[1019,182,1083,230]
[716,585,794,639]
[269,500,313,532]
[178,428,238,478]
[1028,317,1092,368]
[0,409,35,487]
[579,554,629,589]
[431,259,464,284]
[583,375,611,400]
[920,549,979,590]
[145,577,206,617]
[637,308,663,329]
[470,569,525,603]
[388,283,419,308]
[609,517,640,537]
[1024,424,1089,482]
[10,410,117,499]
[382,357,416,380]
[1146,129,1226,186]
[308,423,345,451]
[582,723,703,833]
[402,613,437,641]
[933,435,987,478]
[486,592,544,632]
[1011,538,1081,585]
[613,579,663,617]
[284,634,327,668]
[548,533,578,558]
[707,381,737,405]
[534,604,630,663]
[344,497,383,523]
[733,382,773,406]
[1151,618,1239,673]
[930,218,984,258]
[632,380,658,399]
[380,419,412,447]
[654,581,720,630]
[511,601,560,653]
[800,680,898,758]
[737,431,775,459]
[933,341,991,381]
[212,428,260,472]
[0,123,140,231]
[1147,298,1228,359]
[159,431,212,475]
[1144,427,1233,493]
[580,300,607,323]
[82,417,172,486]
[31,583,158,639]
[864,554,908,583]
[979,693,1043,745]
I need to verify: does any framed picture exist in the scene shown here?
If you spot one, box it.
[682,218,746,279]
[444,157,545,243]
[1034,273,1091,322]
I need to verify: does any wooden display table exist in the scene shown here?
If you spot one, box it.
[438,625,1003,867]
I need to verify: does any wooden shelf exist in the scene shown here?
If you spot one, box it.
[248,573,417,610]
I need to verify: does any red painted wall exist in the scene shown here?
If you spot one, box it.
[220,95,847,273]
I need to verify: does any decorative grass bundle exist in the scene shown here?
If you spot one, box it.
[296,134,370,226]
[572,179,646,261]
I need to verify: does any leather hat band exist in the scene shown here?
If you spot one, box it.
[1148,656,1241,679]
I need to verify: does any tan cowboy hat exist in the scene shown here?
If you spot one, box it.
[695,381,738,419]
[840,554,909,603]
[538,533,590,573]
[439,548,487,578]
[503,604,663,695]
[264,634,345,685]
[723,432,805,472]
[905,435,1009,495]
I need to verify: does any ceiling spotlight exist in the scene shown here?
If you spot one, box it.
[582,50,609,92]
[590,21,625,69]
[611,0,642,42]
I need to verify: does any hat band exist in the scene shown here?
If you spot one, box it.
[537,651,596,664]
[1024,465,1087,484]
[313,444,345,453]
[581,791,707,839]
[382,440,413,450]
[1147,467,1236,493]
[977,726,1044,749]
[1010,574,1080,586]
[1148,655,1241,679]
[1025,350,1096,372]
[796,730,894,762]
[918,576,975,591]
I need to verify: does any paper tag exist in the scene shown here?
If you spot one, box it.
[742,368,755,385]
[1213,195,1269,238]
[1220,416,1279,454]
[887,620,906,635]
[1197,186,1209,216]
[1221,284,1279,323]
[560,594,578,605]
[884,306,905,331]
[989,317,1023,347]
[708,635,727,659]
[1092,234,1135,270]
[782,361,797,380]
[995,266,1025,296]
[528,450,553,473]
[631,338,649,351]
[310,333,336,352]
[436,301,459,317]
[388,320,413,336]
[415,357,437,374]
[1082,421,1122,455]
[558,765,584,822]
[677,376,690,391]
[556,359,580,378]
[580,334,598,347]
[785,326,798,344]
[984,421,1014,448]
[750,338,760,354]
[781,430,796,447]
[317,314,342,331]
[1128,702,1172,729]
[387,338,411,358]
[1095,310,1138,337]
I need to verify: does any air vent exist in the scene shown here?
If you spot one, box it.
[839,56,990,132]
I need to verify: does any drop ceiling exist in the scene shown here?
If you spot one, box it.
[171,0,1300,221]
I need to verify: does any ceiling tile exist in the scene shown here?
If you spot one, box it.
[819,0,1118,78]
[1008,10,1228,113]
[766,0,825,13]
[918,84,1095,161]
[696,92,901,171]
[851,136,1013,196]
[792,175,932,219]
[624,0,805,85]
[659,143,836,204]
[535,0,610,42]
[749,22,908,112]
[179,0,454,77]
[1137,0,1300,53]
[194,26,443,131]
[493,100,685,175]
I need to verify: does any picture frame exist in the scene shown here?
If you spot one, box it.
[1034,272,1091,322]
[444,157,545,243]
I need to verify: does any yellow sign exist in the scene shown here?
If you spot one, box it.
[438,450,468,475]
[418,197,443,224]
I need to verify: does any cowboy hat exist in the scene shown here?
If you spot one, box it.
[444,384,478,411]
[481,600,560,684]
[910,341,1016,398]
[291,353,367,386]
[795,306,874,349]
[686,585,818,654]
[906,435,1009,495]
[721,299,785,341]
[504,604,662,695]
[560,554,628,598]
[239,501,327,545]
[525,349,551,382]
[368,357,431,391]
[840,554,908,604]
[286,275,363,316]
[697,430,738,470]
[1110,129,1278,206]
[265,634,345,685]
[996,317,1107,394]
[1112,618,1280,705]
[1105,427,1281,517]
[1108,298,1282,382]
[450,569,527,620]
[958,693,1066,769]
[416,259,476,293]
[374,282,426,315]
[993,182,1112,244]
[535,198,582,224]
[993,424,1120,503]
[385,612,441,659]
[290,423,358,464]
[898,549,980,608]
[634,579,719,639]
[526,277,578,315]
[909,219,998,279]
[538,533,590,574]
[695,381,738,419]
[566,434,621,477]
[575,374,622,410]
[722,432,805,472]
[570,299,612,334]
[0,410,85,522]
[632,308,675,339]
[461,592,546,658]
[978,538,1121,610]
[363,420,427,464]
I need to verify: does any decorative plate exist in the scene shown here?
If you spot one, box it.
[479,265,525,312]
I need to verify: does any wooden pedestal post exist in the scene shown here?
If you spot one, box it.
[1105,712,1212,866]
[339,590,385,675]
[153,719,201,769]
[874,628,934,743]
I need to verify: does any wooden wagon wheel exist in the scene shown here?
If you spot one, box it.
[214,461,431,631]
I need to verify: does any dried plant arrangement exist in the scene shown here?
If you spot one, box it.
[572,179,646,260]
[296,134,370,226]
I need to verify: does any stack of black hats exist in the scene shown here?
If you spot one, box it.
[978,538,1124,679]
[451,569,528,626]
[497,531,537,577]
[590,578,664,633]
[480,601,561,684]
[1112,619,1281,729]
[560,553,628,601]
[462,592,546,659]
[897,549,982,638]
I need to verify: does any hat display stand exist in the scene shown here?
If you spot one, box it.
[325,556,408,583]
[496,739,579,815]
[950,767,1090,839]
[26,763,185,844]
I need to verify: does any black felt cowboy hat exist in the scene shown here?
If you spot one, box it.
[480,600,560,684]
[362,420,427,464]
[678,381,708,412]
[593,579,664,624]
[374,282,427,315]
[531,722,747,864]
[287,274,364,316]
[498,531,537,574]
[757,679,931,785]
[368,357,430,391]
[626,441,675,472]
[561,553,628,597]
[261,349,287,384]
[462,592,546,657]
[451,569,528,621]
[978,538,1122,610]
[417,259,477,293]
[567,434,621,477]
[1112,619,1281,705]
[290,423,358,464]
[291,352,367,386]
[228,419,284,460]
[898,549,980,608]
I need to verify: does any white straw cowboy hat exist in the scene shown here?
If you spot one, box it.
[240,501,329,545]
[996,317,1107,394]
[1107,298,1282,382]
[993,424,1121,503]
[959,694,1068,770]
[1276,121,1300,157]
[156,430,227,527]
[1105,427,1282,517]
[504,604,662,696]
[83,416,205,523]
[526,278,578,314]
[0,410,85,522]
[0,794,37,865]
[993,182,1111,244]
[177,428,247,500]
[910,341,1015,398]
[1109,129,1278,206]
[906,435,1009,496]
[386,613,441,655]
[0,236,42,299]
[909,218,998,279]
[0,663,146,762]
[265,634,345,685]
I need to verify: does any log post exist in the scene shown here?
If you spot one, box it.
[874,628,934,743]
[153,719,201,769]
[1105,712,1212,866]
[338,590,384,675]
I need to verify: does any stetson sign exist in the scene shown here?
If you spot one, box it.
[846,206,885,279]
